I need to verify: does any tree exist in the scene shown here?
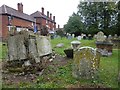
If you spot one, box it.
[64,13,83,36]
[56,29,65,38]
[77,1,118,36]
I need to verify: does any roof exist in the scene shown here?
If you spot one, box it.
[0,4,35,22]
[31,11,55,23]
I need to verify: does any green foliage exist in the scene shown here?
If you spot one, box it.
[40,26,49,36]
[64,13,83,35]
[56,29,65,38]
[0,42,7,60]
[77,2,118,36]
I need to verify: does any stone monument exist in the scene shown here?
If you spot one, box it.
[73,46,100,79]
[95,31,113,56]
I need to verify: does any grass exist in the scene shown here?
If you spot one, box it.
[0,42,7,60]
[51,37,96,55]
[1,37,119,88]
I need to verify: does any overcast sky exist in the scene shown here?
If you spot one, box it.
[0,0,80,28]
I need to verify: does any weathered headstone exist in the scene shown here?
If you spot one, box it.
[88,34,92,40]
[8,35,27,61]
[7,30,52,74]
[107,35,112,43]
[67,34,72,39]
[73,46,100,79]
[72,34,75,38]
[71,41,81,50]
[77,36,82,40]
[28,35,40,63]
[96,31,106,42]
[36,36,52,56]
[96,31,113,56]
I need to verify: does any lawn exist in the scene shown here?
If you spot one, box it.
[1,37,119,88]
[0,42,7,60]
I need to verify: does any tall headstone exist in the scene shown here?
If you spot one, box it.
[8,35,27,61]
[73,46,100,79]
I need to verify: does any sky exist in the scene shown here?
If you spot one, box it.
[0,0,80,28]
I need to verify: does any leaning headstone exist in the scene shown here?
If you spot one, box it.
[7,35,27,61]
[36,36,52,57]
[28,35,40,63]
[73,46,100,79]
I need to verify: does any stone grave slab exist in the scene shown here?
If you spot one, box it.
[36,36,52,57]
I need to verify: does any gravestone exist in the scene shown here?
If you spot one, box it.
[7,30,52,74]
[8,35,27,61]
[67,34,72,39]
[88,34,92,40]
[96,31,106,42]
[72,34,75,38]
[77,36,82,40]
[28,35,40,63]
[107,35,112,43]
[73,46,100,79]
[36,36,52,56]
[96,31,113,56]
[71,41,81,50]
[56,43,64,48]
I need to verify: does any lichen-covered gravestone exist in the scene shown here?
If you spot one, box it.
[73,46,100,79]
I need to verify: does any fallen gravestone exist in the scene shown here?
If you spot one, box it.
[73,46,100,79]
[56,43,64,48]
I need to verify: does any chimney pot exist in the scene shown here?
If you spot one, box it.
[47,11,49,18]
[53,16,55,21]
[41,7,44,15]
[50,13,52,20]
[58,25,60,29]
[17,3,23,13]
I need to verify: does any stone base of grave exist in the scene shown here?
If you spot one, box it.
[96,41,113,56]
[112,39,120,49]
[64,48,73,58]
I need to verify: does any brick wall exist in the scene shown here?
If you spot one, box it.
[1,15,34,40]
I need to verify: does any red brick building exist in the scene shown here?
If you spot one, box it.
[0,3,57,41]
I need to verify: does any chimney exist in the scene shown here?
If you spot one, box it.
[17,3,23,13]
[41,7,44,15]
[58,24,60,29]
[47,11,49,18]
[53,16,55,21]
[50,13,52,20]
